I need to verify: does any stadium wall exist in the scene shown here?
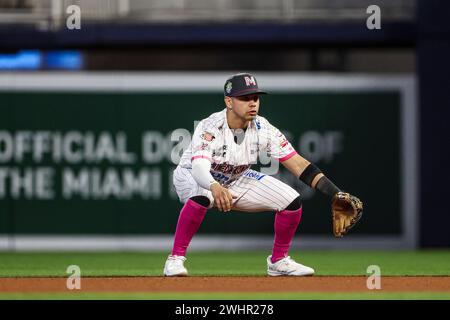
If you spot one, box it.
[0,72,417,250]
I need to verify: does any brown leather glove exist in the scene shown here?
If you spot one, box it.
[332,192,363,237]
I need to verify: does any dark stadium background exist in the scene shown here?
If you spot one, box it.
[0,0,448,248]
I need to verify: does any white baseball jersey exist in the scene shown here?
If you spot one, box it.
[174,108,300,212]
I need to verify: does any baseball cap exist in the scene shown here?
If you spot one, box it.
[224,73,267,97]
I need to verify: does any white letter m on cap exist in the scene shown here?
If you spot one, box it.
[244,76,256,86]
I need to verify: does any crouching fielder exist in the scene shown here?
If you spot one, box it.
[164,73,362,277]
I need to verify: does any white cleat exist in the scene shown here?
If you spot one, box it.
[164,255,188,277]
[267,255,315,276]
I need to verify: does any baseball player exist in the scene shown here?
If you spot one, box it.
[164,73,360,277]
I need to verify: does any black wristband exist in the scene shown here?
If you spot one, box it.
[299,163,322,187]
[315,176,341,199]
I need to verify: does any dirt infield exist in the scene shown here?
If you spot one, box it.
[1,276,449,293]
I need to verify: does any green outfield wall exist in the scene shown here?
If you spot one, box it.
[0,78,406,238]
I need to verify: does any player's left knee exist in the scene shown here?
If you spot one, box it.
[284,196,302,211]
[189,195,211,208]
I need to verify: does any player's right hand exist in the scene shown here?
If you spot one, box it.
[210,182,236,212]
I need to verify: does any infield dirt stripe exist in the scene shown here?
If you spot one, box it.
[1,276,450,293]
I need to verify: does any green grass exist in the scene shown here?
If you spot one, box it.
[0,250,449,277]
[1,292,450,300]
[1,250,449,300]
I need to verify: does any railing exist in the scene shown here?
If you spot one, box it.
[0,0,416,28]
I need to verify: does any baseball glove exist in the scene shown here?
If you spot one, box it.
[332,192,363,237]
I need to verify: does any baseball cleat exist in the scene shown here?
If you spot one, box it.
[164,255,188,277]
[267,255,315,276]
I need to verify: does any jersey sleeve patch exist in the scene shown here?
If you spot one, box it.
[200,132,215,142]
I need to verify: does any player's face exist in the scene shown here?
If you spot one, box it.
[229,94,260,121]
